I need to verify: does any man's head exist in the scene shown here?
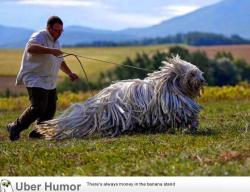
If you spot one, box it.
[47,16,63,41]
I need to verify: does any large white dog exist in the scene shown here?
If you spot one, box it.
[37,56,205,139]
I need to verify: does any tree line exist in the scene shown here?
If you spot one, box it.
[65,32,250,47]
[58,46,250,93]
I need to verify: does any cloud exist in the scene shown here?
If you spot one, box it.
[161,5,200,16]
[103,4,201,29]
[104,12,168,29]
[11,0,98,7]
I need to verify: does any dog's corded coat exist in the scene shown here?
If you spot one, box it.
[37,56,205,139]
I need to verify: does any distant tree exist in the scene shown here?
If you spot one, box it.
[151,51,168,69]
[57,78,95,93]
[68,32,250,48]
[190,51,216,85]
[213,58,241,86]
[168,46,191,60]
[215,51,234,61]
[234,59,250,82]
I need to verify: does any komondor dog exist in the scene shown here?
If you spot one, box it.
[37,56,205,139]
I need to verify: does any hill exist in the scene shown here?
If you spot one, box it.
[61,26,137,45]
[0,25,33,48]
[1,0,250,47]
[120,0,250,39]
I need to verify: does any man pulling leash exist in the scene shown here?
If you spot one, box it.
[7,16,79,141]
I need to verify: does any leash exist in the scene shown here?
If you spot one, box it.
[59,51,154,95]
[62,52,154,73]
[58,53,94,95]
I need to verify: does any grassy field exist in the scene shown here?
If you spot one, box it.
[1,45,250,77]
[0,86,249,176]
[0,45,168,78]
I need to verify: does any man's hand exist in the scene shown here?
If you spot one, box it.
[50,48,63,57]
[60,61,79,81]
[68,73,79,81]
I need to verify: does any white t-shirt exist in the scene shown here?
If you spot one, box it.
[16,30,64,90]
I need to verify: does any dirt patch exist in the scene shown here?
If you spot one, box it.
[188,45,250,63]
[0,76,64,95]
[0,76,25,95]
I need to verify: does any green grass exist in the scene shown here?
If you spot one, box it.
[0,99,249,176]
[0,45,168,79]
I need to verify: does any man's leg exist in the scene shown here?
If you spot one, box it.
[7,87,48,141]
[37,89,57,123]
[29,89,57,138]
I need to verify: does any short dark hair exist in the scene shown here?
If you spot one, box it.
[47,16,63,27]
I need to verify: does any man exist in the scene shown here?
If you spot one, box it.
[7,16,79,141]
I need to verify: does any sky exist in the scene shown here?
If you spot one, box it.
[0,0,222,30]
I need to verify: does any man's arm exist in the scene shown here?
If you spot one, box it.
[60,61,79,81]
[27,44,63,56]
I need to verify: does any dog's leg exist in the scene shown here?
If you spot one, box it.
[185,117,198,134]
[190,120,198,134]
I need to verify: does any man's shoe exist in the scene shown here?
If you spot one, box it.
[7,123,21,141]
[29,130,43,139]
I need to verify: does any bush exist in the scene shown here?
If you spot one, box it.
[213,58,241,86]
[57,78,96,93]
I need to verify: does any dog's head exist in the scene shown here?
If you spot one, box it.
[162,56,206,98]
[146,55,205,98]
[182,68,205,98]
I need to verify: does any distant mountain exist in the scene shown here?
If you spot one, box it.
[0,25,137,48]
[61,26,137,45]
[1,0,250,48]
[0,25,33,48]
[120,0,250,39]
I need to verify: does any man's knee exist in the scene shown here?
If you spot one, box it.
[30,103,47,116]
[17,103,47,129]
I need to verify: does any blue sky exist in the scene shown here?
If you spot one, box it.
[0,0,221,30]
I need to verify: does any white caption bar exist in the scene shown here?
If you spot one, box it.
[0,177,249,192]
